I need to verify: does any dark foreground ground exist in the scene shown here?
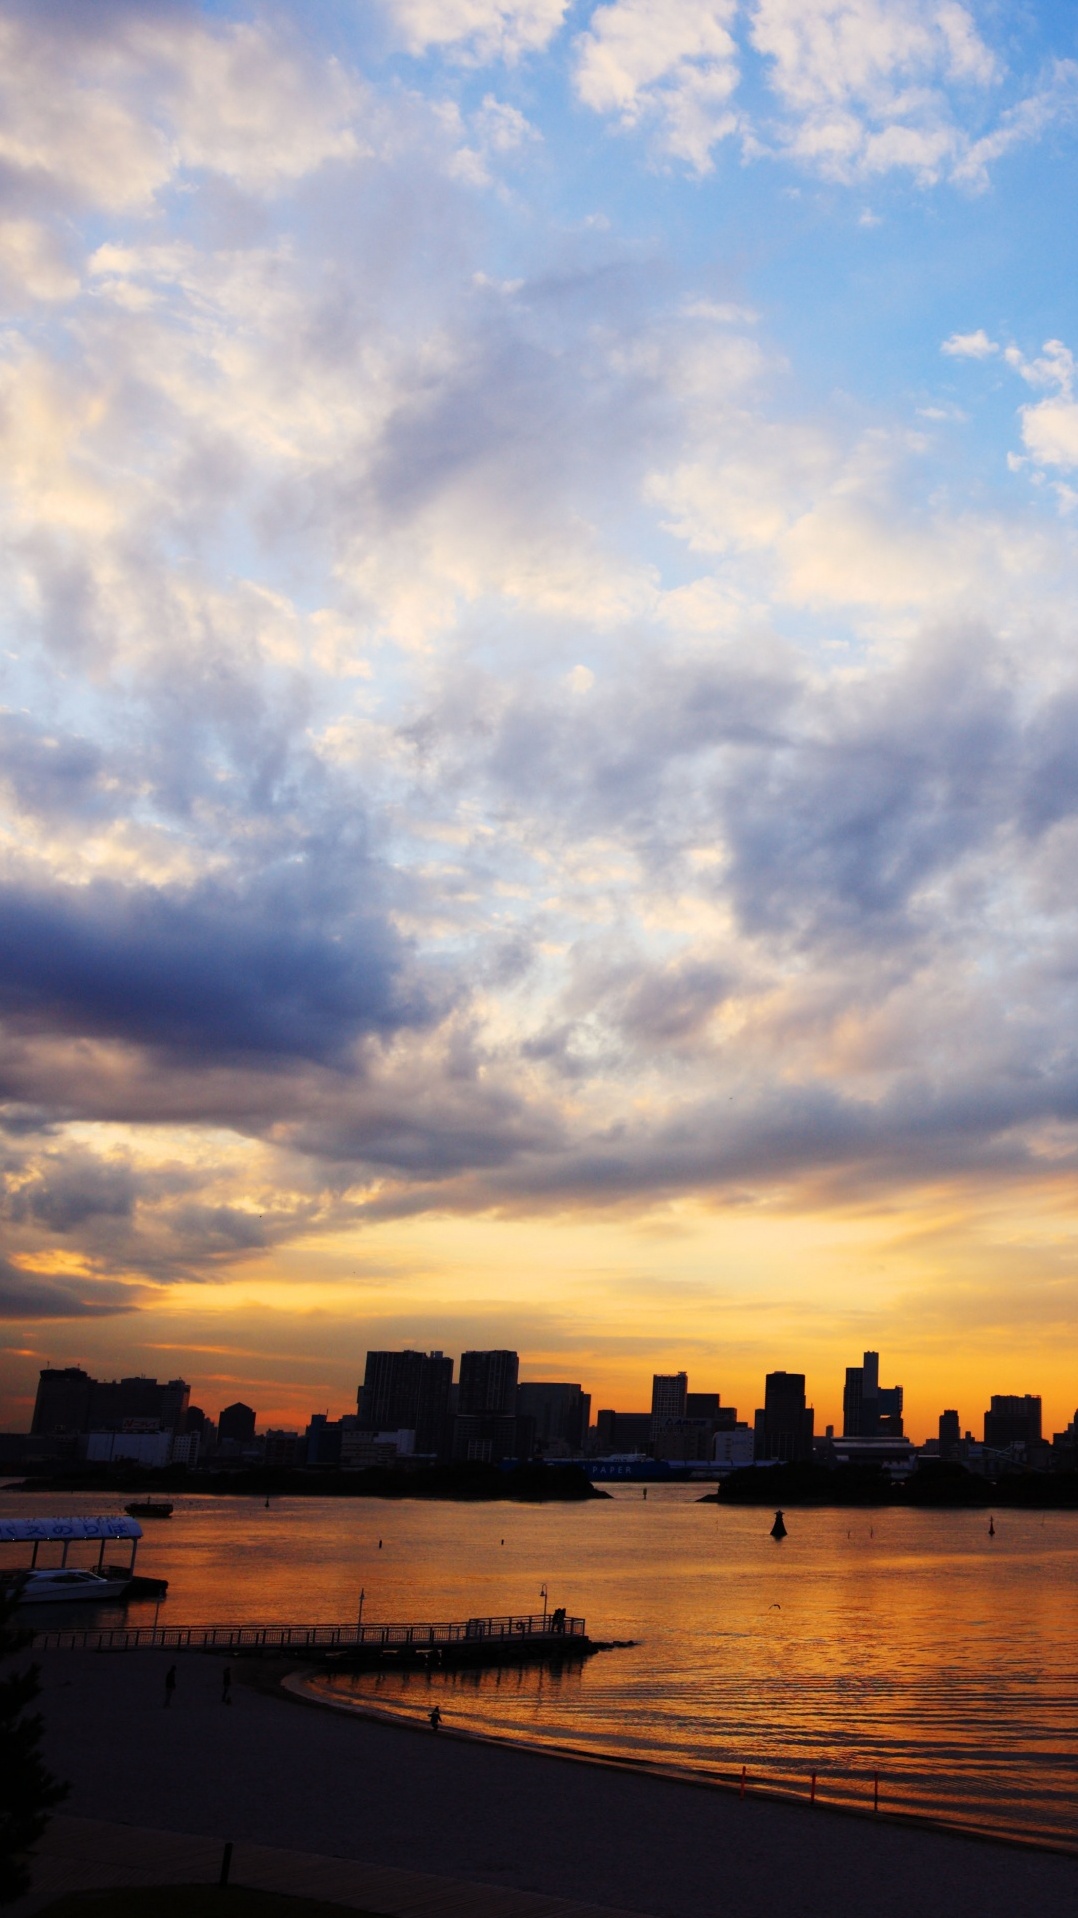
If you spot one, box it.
[32,1651,1078,1918]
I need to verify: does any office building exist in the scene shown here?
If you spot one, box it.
[264,1430,302,1469]
[31,1368,93,1437]
[686,1392,720,1419]
[712,1428,755,1469]
[652,1417,715,1462]
[1051,1410,1078,1471]
[32,1367,190,1437]
[754,1372,814,1463]
[939,1409,961,1461]
[218,1401,256,1445]
[453,1350,520,1463]
[984,1395,1041,1450]
[651,1382,738,1462]
[651,1373,688,1428]
[85,1431,173,1468]
[516,1383,591,1455]
[842,1352,903,1438]
[458,1350,519,1415]
[304,1413,343,1466]
[593,1410,653,1454]
[358,1350,453,1455]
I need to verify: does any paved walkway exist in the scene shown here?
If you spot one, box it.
[13,1814,642,1918]
[26,1650,1078,1918]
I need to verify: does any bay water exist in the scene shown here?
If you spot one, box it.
[5,1485,1078,1849]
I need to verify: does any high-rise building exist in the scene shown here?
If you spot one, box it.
[939,1409,961,1461]
[358,1350,453,1455]
[458,1350,519,1416]
[31,1368,93,1436]
[414,1353,453,1456]
[516,1383,591,1454]
[754,1372,814,1463]
[31,1367,190,1437]
[651,1373,688,1424]
[984,1395,1041,1450]
[842,1352,903,1438]
[218,1401,256,1445]
[453,1350,520,1463]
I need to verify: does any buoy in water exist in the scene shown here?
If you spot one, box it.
[771,1509,787,1540]
[989,1516,995,1537]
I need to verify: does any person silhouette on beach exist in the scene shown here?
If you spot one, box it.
[221,1666,232,1705]
[429,1706,442,1731]
[164,1664,177,1708]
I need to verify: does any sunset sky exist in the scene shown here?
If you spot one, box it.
[4,0,1078,1441]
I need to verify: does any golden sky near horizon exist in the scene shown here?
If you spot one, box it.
[4,1,1078,1442]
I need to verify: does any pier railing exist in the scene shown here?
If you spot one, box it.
[31,1611,587,1654]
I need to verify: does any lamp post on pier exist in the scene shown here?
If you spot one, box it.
[358,1587,365,1636]
[540,1583,548,1628]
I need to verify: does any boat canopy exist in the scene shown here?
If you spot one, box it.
[0,1516,142,1542]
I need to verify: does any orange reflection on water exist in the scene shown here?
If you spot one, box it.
[4,1485,1078,1848]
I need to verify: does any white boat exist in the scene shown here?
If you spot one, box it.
[1,1516,147,1604]
[15,1567,132,1604]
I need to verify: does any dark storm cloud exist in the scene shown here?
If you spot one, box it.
[0,869,428,1065]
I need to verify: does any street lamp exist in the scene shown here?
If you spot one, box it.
[539,1583,548,1628]
[358,1587,366,1636]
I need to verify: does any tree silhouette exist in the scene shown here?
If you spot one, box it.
[0,1576,67,1904]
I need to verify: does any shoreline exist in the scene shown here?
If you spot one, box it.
[281,1666,1078,1865]
[32,1647,1078,1918]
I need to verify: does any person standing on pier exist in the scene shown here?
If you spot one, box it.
[429,1706,442,1731]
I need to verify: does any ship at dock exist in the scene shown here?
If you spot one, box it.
[0,1515,167,1604]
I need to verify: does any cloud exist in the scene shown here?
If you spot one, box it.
[5,0,1078,1354]
[0,1256,141,1319]
[1020,397,1078,471]
[9,1152,137,1233]
[573,0,741,172]
[0,869,427,1065]
[568,0,1073,186]
[0,5,361,217]
[942,329,998,359]
[952,58,1078,189]
[1001,337,1078,476]
[381,0,569,62]
[748,0,998,184]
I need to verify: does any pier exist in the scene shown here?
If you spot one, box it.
[32,1609,590,1667]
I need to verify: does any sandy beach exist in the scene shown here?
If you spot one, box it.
[23,1649,1078,1918]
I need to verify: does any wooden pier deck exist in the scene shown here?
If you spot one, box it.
[32,1609,589,1662]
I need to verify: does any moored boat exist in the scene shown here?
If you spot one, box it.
[0,1514,164,1604]
[124,1500,173,1519]
[15,1567,133,1604]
